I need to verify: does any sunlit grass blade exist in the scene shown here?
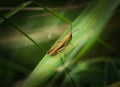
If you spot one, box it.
[22,0,120,87]
[0,1,32,24]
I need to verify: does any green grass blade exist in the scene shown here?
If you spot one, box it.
[22,0,120,87]
[32,0,72,24]
[0,1,32,24]
[72,0,120,63]
[0,16,46,51]
[73,57,120,72]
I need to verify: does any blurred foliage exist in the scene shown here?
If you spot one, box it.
[0,0,120,87]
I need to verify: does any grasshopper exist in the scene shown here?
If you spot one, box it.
[47,25,80,56]
[47,32,72,55]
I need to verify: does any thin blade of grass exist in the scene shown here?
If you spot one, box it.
[0,15,46,51]
[0,1,32,24]
[32,0,72,24]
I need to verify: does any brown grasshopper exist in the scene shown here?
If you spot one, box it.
[47,32,72,55]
